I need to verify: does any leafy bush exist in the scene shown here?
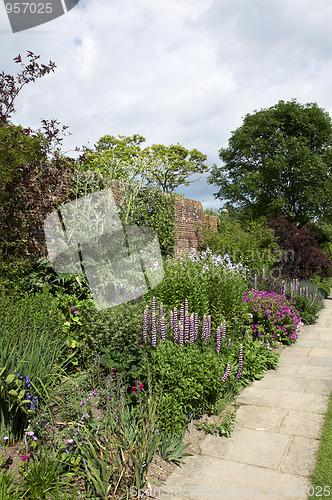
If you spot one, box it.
[200,213,279,274]
[242,290,302,346]
[147,248,250,328]
[267,215,332,279]
[82,300,146,354]
[0,257,34,298]
[124,187,176,257]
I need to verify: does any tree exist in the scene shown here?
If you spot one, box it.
[0,51,56,126]
[80,134,209,193]
[0,52,73,258]
[208,100,332,225]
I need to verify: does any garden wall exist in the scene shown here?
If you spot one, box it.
[26,173,218,259]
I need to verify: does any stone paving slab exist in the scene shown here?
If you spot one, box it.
[237,387,284,407]
[273,364,300,376]
[278,410,325,439]
[304,378,332,395]
[277,391,329,413]
[309,347,332,357]
[279,354,310,365]
[160,456,310,500]
[296,365,332,380]
[255,374,307,392]
[295,339,325,348]
[235,405,286,432]
[309,356,332,367]
[200,429,290,470]
[280,437,320,476]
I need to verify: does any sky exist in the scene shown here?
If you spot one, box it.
[1,0,332,209]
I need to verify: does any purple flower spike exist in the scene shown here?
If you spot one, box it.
[151,313,157,347]
[159,315,166,342]
[220,364,232,382]
[234,344,244,382]
[194,313,199,341]
[184,313,190,343]
[178,322,184,346]
[142,305,149,343]
[215,326,221,353]
[221,321,227,341]
[179,304,184,327]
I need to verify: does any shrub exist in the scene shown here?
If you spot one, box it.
[267,215,332,279]
[82,300,146,354]
[147,248,250,328]
[242,290,302,346]
[200,213,279,274]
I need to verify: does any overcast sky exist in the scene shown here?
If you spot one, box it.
[1,0,332,209]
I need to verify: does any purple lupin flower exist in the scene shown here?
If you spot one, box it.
[169,311,174,331]
[207,316,211,340]
[220,364,232,382]
[151,296,157,317]
[201,315,208,343]
[184,313,190,343]
[178,322,184,346]
[159,315,166,342]
[194,313,199,342]
[142,305,149,343]
[221,321,227,341]
[227,338,231,348]
[254,274,257,290]
[173,308,179,343]
[234,344,244,382]
[215,326,221,353]
[159,302,164,323]
[179,304,184,327]
[189,314,195,344]
[184,298,189,316]
[151,313,157,347]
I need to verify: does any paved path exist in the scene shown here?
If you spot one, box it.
[153,294,332,499]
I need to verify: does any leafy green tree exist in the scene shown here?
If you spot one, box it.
[208,100,332,225]
[145,143,208,193]
[80,134,209,193]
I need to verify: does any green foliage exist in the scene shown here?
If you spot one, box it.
[79,134,209,193]
[234,335,279,381]
[123,187,176,257]
[0,369,32,443]
[208,99,332,224]
[0,470,21,499]
[19,448,77,499]
[157,429,191,464]
[68,374,161,497]
[291,294,321,325]
[138,340,228,433]
[0,257,34,298]
[0,291,67,440]
[200,213,279,274]
[196,412,236,437]
[82,300,145,354]
[147,249,250,327]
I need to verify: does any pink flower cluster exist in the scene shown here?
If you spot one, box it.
[243,290,302,345]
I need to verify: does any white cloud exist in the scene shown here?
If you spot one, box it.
[1,0,332,207]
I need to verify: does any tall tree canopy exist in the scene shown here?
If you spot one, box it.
[80,134,209,193]
[208,100,332,225]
